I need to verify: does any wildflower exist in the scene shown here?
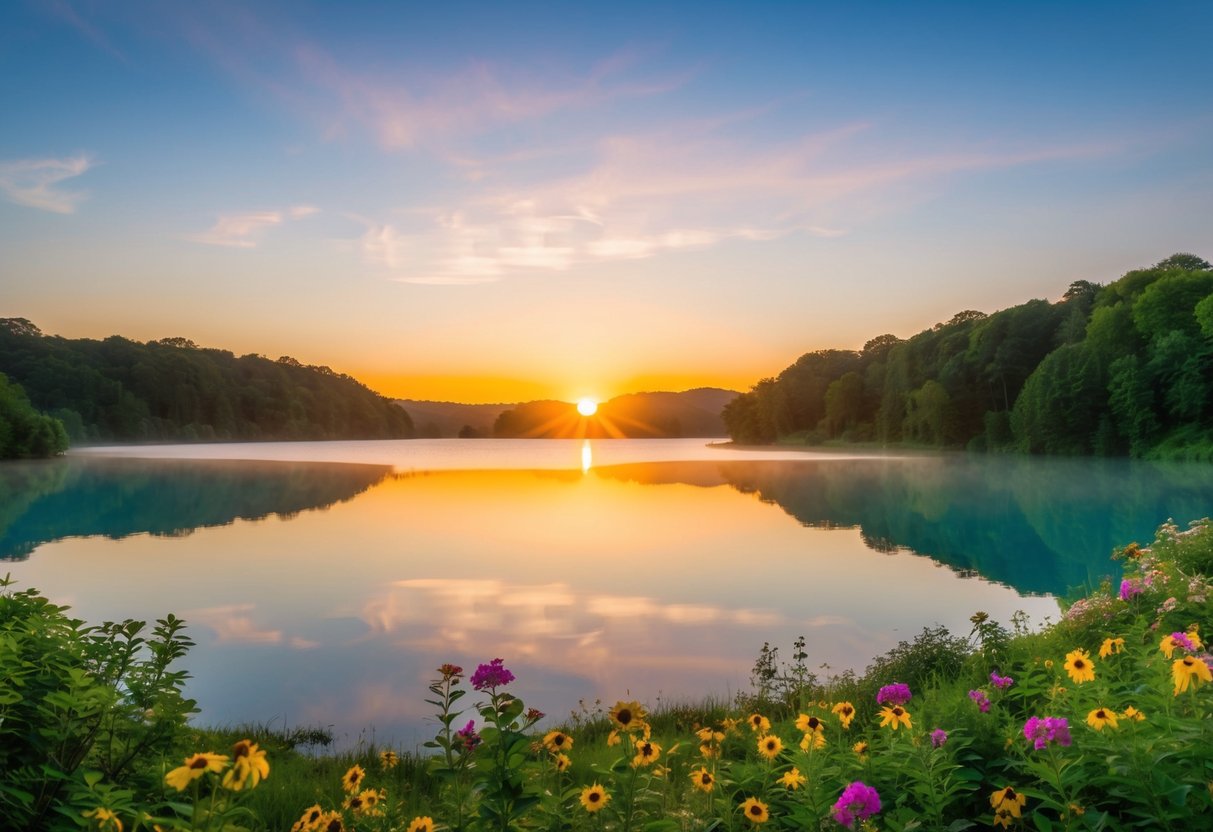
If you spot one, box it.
[799,731,826,751]
[1044,659,1054,670]
[553,753,571,772]
[831,701,856,729]
[345,789,385,817]
[990,786,1027,828]
[341,764,366,793]
[83,808,123,832]
[317,811,345,832]
[525,707,545,722]
[543,730,573,753]
[455,719,481,752]
[1122,706,1146,721]
[852,740,869,758]
[1064,649,1095,684]
[875,683,912,706]
[796,713,825,735]
[757,734,783,759]
[739,797,770,824]
[610,700,646,731]
[406,816,434,832]
[289,805,325,832]
[470,658,515,690]
[632,740,661,767]
[222,739,269,791]
[165,752,228,791]
[990,672,1014,689]
[690,767,716,793]
[969,689,991,713]
[748,712,771,733]
[696,727,716,742]
[878,705,912,730]
[380,750,399,769]
[1099,637,1125,658]
[1086,707,1119,731]
[832,781,881,828]
[1023,716,1071,750]
[930,728,948,747]
[1173,655,1213,695]
[779,767,807,789]
[1163,631,1202,658]
[699,742,719,758]
[438,663,463,680]
[1119,578,1143,601]
[580,784,610,812]
[721,716,741,733]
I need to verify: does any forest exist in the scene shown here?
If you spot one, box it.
[723,254,1213,459]
[0,320,414,446]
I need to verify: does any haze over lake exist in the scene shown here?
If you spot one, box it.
[5,439,1211,748]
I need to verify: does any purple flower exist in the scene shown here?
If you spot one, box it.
[930,728,948,748]
[875,683,912,706]
[990,672,1014,689]
[968,689,991,713]
[1023,716,1071,750]
[1171,631,1198,652]
[455,719,481,751]
[831,781,881,828]
[470,658,515,691]
[1119,578,1143,601]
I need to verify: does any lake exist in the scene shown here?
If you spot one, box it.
[4,438,1211,749]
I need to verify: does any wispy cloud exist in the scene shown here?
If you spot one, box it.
[189,204,320,248]
[0,155,94,213]
[42,0,127,62]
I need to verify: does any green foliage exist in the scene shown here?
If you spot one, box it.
[0,372,68,459]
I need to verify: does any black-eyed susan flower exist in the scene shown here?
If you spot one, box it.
[341,764,366,793]
[610,700,646,731]
[990,786,1027,820]
[757,734,783,760]
[632,740,661,767]
[795,713,825,735]
[580,784,610,812]
[778,767,807,790]
[699,742,719,758]
[289,804,325,832]
[739,797,769,824]
[1173,655,1213,695]
[831,701,856,729]
[345,789,385,817]
[222,739,269,791]
[1064,649,1095,684]
[165,752,228,791]
[553,753,571,772]
[878,705,912,730]
[690,767,715,793]
[852,740,869,758]
[380,750,399,769]
[1086,707,1118,731]
[721,717,741,734]
[799,732,826,751]
[83,807,123,832]
[405,816,434,832]
[1099,637,1125,658]
[1122,706,1146,722]
[543,730,573,753]
[748,713,770,733]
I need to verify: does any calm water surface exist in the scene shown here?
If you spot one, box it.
[4,439,1211,748]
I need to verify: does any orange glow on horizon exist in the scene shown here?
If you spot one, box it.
[355,371,755,404]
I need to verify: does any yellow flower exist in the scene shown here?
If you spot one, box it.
[1086,707,1119,731]
[831,701,856,729]
[799,732,826,751]
[696,727,715,742]
[222,739,269,791]
[341,764,366,793]
[164,752,228,791]
[1044,659,1054,670]
[607,730,621,746]
[406,816,434,832]
[543,730,573,753]
[553,753,571,772]
[632,740,661,767]
[1122,706,1146,722]
[380,750,399,769]
[757,734,783,760]
[699,742,719,758]
[1173,655,1213,695]
[778,767,807,790]
[990,786,1027,818]
[345,789,386,817]
[289,804,325,832]
[795,713,825,735]
[610,700,646,731]
[721,717,741,734]
[689,767,716,793]
[580,784,610,812]
[1064,649,1095,684]
[83,807,123,832]
[1161,634,1178,659]
[878,705,912,730]
[740,797,769,824]
[748,713,770,733]
[852,740,869,758]
[1099,637,1125,658]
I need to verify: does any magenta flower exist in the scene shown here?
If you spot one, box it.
[1023,716,1071,750]
[968,689,990,713]
[990,672,1014,689]
[1171,631,1198,652]
[470,658,515,691]
[875,683,912,706]
[930,728,948,748]
[1119,578,1143,601]
[832,781,881,828]
[455,719,481,751]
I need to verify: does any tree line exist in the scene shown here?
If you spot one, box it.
[723,253,1213,459]
[0,320,414,449]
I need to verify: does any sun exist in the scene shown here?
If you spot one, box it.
[576,398,598,417]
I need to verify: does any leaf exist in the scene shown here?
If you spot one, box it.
[642,821,682,832]
[1032,811,1053,832]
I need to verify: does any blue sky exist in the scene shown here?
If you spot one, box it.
[2,0,1211,401]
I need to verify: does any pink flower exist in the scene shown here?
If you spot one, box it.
[1023,716,1071,750]
[875,683,912,706]
[930,728,948,748]
[969,689,991,713]
[1119,579,1143,601]
[455,719,481,751]
[990,672,1013,689]
[470,658,515,691]
[832,781,881,828]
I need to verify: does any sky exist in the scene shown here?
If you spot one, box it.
[2,1,1211,403]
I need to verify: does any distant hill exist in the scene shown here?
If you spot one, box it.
[395,400,512,438]
[0,319,414,443]
[489,387,738,438]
